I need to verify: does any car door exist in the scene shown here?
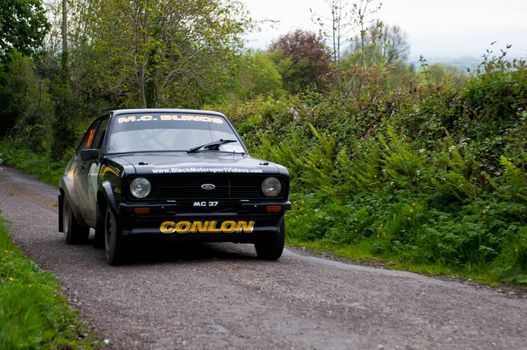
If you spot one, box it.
[68,121,99,224]
[86,117,109,222]
[75,119,106,226]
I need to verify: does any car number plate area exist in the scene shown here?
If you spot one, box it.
[175,200,238,212]
[192,200,220,208]
[159,220,255,234]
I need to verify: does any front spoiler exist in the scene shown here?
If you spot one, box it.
[116,201,289,241]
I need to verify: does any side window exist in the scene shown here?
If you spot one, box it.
[76,121,100,153]
[92,118,109,150]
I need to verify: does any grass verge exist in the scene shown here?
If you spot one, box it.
[286,237,497,285]
[0,215,101,349]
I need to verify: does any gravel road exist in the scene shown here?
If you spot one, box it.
[0,167,526,350]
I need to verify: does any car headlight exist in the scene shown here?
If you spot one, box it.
[130,177,151,198]
[261,177,282,197]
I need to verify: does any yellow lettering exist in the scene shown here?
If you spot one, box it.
[208,221,221,233]
[160,221,176,234]
[175,221,191,233]
[155,114,224,124]
[236,221,255,233]
[118,116,136,123]
[160,220,255,234]
[190,221,208,233]
[220,221,236,233]
[139,115,153,121]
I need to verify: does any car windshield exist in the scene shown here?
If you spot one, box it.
[107,113,245,154]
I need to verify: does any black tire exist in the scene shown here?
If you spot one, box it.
[63,196,89,244]
[255,218,285,261]
[93,205,105,249]
[104,207,126,265]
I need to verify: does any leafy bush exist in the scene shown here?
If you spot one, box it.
[0,140,66,186]
[215,52,527,284]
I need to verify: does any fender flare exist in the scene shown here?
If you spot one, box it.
[99,180,119,214]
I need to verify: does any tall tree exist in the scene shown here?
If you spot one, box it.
[349,22,410,64]
[312,0,381,87]
[0,0,49,136]
[376,24,410,63]
[269,30,331,93]
[60,0,68,71]
[0,0,50,60]
[35,0,90,157]
[77,0,250,108]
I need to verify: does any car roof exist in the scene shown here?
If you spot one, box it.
[110,109,226,117]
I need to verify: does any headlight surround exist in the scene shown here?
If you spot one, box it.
[261,177,282,197]
[130,177,151,198]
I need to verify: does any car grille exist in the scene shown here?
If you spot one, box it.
[137,174,286,200]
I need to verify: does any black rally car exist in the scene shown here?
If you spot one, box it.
[58,109,291,265]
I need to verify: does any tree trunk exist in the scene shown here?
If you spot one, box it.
[140,63,147,108]
[61,0,68,74]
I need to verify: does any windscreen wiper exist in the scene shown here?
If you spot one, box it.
[187,139,237,153]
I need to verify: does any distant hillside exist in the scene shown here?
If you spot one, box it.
[410,56,481,72]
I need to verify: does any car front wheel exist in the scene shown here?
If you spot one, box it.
[104,207,126,265]
[254,218,285,261]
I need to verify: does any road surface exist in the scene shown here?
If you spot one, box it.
[0,167,525,349]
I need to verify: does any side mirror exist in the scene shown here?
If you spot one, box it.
[80,149,99,161]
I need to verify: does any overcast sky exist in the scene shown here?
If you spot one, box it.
[241,0,527,60]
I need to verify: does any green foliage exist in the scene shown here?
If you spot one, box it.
[499,156,527,202]
[418,63,467,88]
[0,0,50,60]
[0,51,54,152]
[229,51,285,100]
[0,141,66,186]
[223,51,527,284]
[462,51,527,137]
[0,216,100,349]
[77,0,250,108]
[275,130,526,282]
[50,79,79,159]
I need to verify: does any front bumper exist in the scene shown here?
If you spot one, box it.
[116,200,291,242]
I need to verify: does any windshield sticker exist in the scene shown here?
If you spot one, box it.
[117,114,224,124]
[151,167,264,174]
